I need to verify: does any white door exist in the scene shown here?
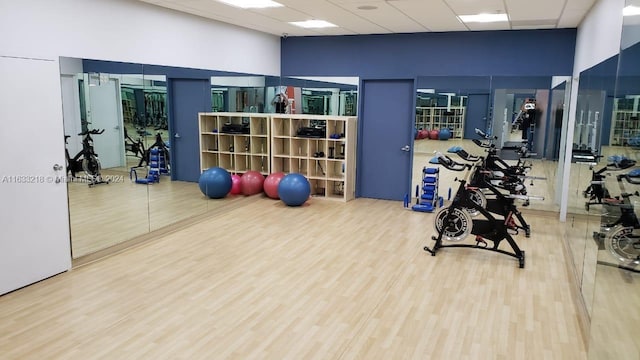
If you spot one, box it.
[0,56,71,295]
[87,77,125,169]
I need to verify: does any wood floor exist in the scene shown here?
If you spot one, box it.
[67,164,240,258]
[0,197,587,359]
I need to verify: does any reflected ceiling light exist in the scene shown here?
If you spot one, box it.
[623,5,640,16]
[289,20,337,28]
[458,13,508,23]
[216,0,283,9]
[357,5,378,10]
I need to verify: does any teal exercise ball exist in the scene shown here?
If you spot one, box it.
[199,167,232,199]
[278,173,311,206]
[439,128,452,140]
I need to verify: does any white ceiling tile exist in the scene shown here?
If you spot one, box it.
[283,1,392,34]
[506,0,563,21]
[445,0,506,15]
[558,8,588,27]
[332,1,428,33]
[564,0,598,11]
[466,21,511,31]
[390,0,467,32]
[135,0,594,36]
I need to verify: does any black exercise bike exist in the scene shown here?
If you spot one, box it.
[583,154,636,211]
[124,127,147,160]
[592,173,640,270]
[65,129,109,187]
[424,153,529,268]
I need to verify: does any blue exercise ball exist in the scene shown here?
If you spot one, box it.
[278,173,311,206]
[199,167,232,199]
[439,128,452,140]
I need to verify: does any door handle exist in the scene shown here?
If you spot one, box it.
[174,133,181,139]
[401,145,410,152]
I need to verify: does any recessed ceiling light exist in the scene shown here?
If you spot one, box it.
[289,20,338,29]
[216,0,283,9]
[357,5,378,10]
[458,13,509,23]
[623,5,640,16]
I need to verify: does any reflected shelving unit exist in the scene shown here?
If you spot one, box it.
[415,106,465,139]
[609,97,640,146]
[270,114,357,201]
[199,112,270,175]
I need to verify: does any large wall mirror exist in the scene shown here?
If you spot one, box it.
[412,76,567,214]
[61,61,239,259]
[60,60,359,260]
[585,1,640,357]
[62,67,153,258]
[277,76,358,116]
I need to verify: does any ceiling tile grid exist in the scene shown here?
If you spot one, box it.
[137,0,594,36]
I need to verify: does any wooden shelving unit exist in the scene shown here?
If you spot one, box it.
[270,114,357,201]
[415,106,466,139]
[199,112,270,175]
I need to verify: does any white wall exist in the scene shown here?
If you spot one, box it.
[573,0,625,76]
[0,0,280,292]
[0,0,280,76]
[560,0,625,220]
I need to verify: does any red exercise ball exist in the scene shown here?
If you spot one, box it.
[230,174,242,195]
[240,170,265,195]
[263,172,286,199]
[418,129,429,139]
[429,129,439,140]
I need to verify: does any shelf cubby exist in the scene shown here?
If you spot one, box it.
[272,156,290,173]
[250,136,268,155]
[327,160,345,180]
[234,135,251,154]
[291,138,309,157]
[291,158,308,175]
[309,179,327,197]
[270,114,357,201]
[250,155,269,174]
[201,152,219,170]
[201,113,356,201]
[199,112,271,176]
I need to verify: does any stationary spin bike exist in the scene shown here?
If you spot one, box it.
[592,173,640,269]
[65,129,110,187]
[424,153,527,268]
[583,155,636,211]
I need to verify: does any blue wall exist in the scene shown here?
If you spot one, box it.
[281,29,576,78]
[82,28,580,186]
[282,30,575,160]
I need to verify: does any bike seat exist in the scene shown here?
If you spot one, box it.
[456,149,481,162]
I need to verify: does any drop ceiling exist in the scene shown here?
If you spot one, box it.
[136,0,597,36]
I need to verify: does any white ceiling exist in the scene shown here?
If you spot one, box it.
[137,0,598,37]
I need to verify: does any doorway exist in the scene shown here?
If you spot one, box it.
[357,79,415,200]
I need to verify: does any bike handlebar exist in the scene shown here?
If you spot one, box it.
[78,129,105,136]
[474,128,497,140]
[432,152,471,172]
